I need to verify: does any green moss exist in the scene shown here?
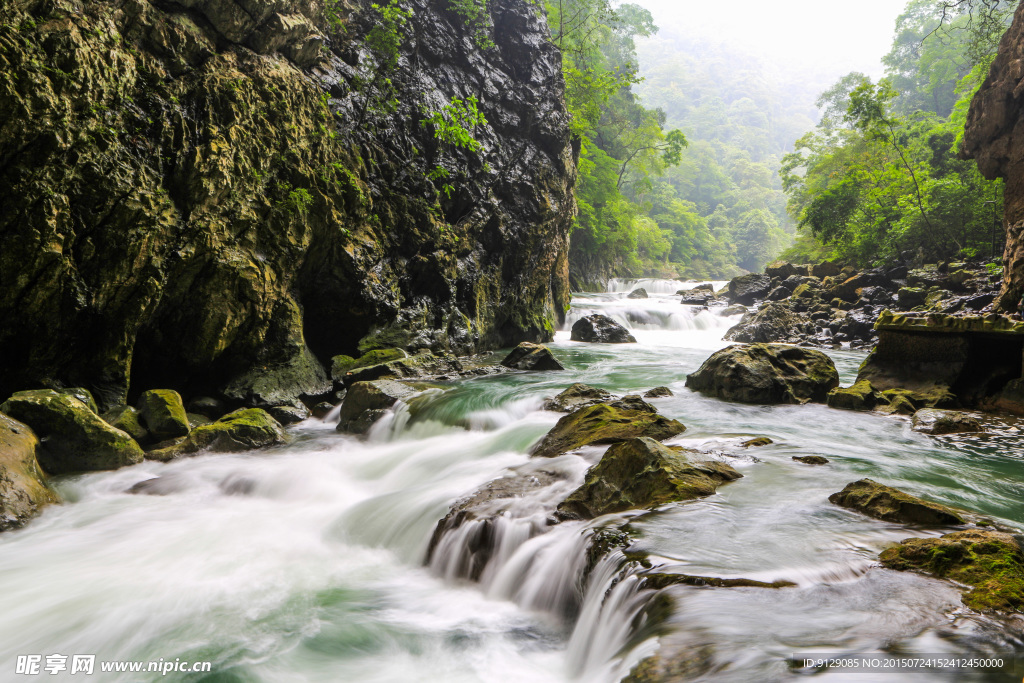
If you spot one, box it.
[829,478,965,525]
[531,404,686,458]
[146,408,287,461]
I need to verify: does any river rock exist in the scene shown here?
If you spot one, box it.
[341,351,463,387]
[720,305,747,316]
[570,315,637,344]
[644,386,673,398]
[102,406,150,444]
[685,344,839,404]
[336,380,419,434]
[726,273,772,305]
[911,409,982,435]
[828,479,965,525]
[0,413,59,531]
[724,303,809,344]
[267,402,312,425]
[628,288,649,299]
[543,384,614,412]
[137,389,190,442]
[531,403,686,458]
[331,349,408,381]
[186,396,227,420]
[146,408,287,461]
[793,455,829,465]
[500,342,565,371]
[0,390,143,474]
[557,437,741,519]
[827,380,881,412]
[879,529,1024,612]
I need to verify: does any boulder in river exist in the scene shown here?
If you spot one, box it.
[793,455,829,465]
[0,413,59,531]
[570,314,637,344]
[543,384,614,412]
[146,408,287,461]
[0,390,143,474]
[724,303,809,344]
[685,344,839,405]
[644,386,674,398]
[136,389,190,442]
[828,479,965,525]
[911,409,982,435]
[531,402,686,458]
[268,402,312,425]
[337,380,419,434]
[557,437,741,519]
[331,348,408,382]
[337,350,462,387]
[102,405,150,444]
[726,273,772,305]
[827,380,881,412]
[500,342,565,371]
[879,529,1024,612]
[627,288,649,299]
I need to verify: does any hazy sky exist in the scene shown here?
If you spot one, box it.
[634,0,911,78]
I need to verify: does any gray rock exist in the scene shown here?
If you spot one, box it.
[685,344,839,405]
[500,342,565,371]
[336,380,419,434]
[570,314,637,343]
[912,409,982,435]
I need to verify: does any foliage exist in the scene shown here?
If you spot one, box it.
[447,0,494,50]
[421,96,488,205]
[781,0,1007,266]
[355,0,413,125]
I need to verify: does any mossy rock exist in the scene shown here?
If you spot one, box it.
[827,380,880,411]
[0,390,143,474]
[880,530,1024,612]
[531,403,686,458]
[557,437,740,518]
[644,386,674,398]
[685,343,839,405]
[542,383,615,412]
[336,380,419,434]
[341,352,462,387]
[136,390,191,442]
[102,406,150,444]
[186,413,213,429]
[829,479,965,525]
[330,348,408,382]
[146,409,287,462]
[501,342,565,371]
[793,455,829,465]
[911,409,982,435]
[639,572,795,590]
[59,388,99,414]
[0,412,59,531]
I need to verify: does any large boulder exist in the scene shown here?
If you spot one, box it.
[880,530,1024,612]
[557,437,741,519]
[500,342,565,371]
[331,348,408,382]
[102,406,150,443]
[340,351,463,387]
[0,390,143,474]
[724,303,810,343]
[811,260,842,278]
[0,413,59,531]
[136,389,190,442]
[685,344,839,404]
[531,403,686,458]
[829,479,965,525]
[542,384,615,412]
[336,380,419,434]
[827,380,881,412]
[570,315,637,344]
[765,261,803,279]
[146,408,287,461]
[911,409,982,435]
[726,273,772,305]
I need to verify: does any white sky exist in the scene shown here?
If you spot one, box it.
[634,0,912,78]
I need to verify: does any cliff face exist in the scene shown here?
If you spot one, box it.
[961,1,1024,311]
[0,0,575,409]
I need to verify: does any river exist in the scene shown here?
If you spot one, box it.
[2,280,1022,682]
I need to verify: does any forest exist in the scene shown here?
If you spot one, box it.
[555,0,1016,281]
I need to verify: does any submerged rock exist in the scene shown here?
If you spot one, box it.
[146,409,287,461]
[911,409,982,435]
[0,413,59,531]
[628,288,649,299]
[570,314,637,344]
[336,380,418,434]
[0,390,143,474]
[741,437,773,448]
[542,384,614,412]
[136,389,190,442]
[879,530,1024,612]
[531,403,686,458]
[829,479,965,525]
[685,344,839,405]
[500,342,565,371]
[639,572,795,590]
[557,437,741,519]
[644,386,674,398]
[793,455,829,465]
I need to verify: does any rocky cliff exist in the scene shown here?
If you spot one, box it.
[0,0,575,410]
[962,1,1024,311]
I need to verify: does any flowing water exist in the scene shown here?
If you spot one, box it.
[2,281,1024,682]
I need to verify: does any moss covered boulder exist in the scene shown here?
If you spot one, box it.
[558,438,741,519]
[0,390,143,474]
[136,390,190,442]
[341,352,463,387]
[330,349,408,382]
[102,406,150,444]
[542,384,615,412]
[146,409,287,461]
[336,380,419,434]
[911,409,982,435]
[880,530,1024,612]
[501,342,565,371]
[0,413,59,531]
[531,403,686,458]
[685,344,839,404]
[829,479,965,525]
[827,380,881,411]
[59,388,99,414]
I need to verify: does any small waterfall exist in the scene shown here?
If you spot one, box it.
[565,300,738,333]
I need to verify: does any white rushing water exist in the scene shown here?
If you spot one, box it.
[3,280,1023,682]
